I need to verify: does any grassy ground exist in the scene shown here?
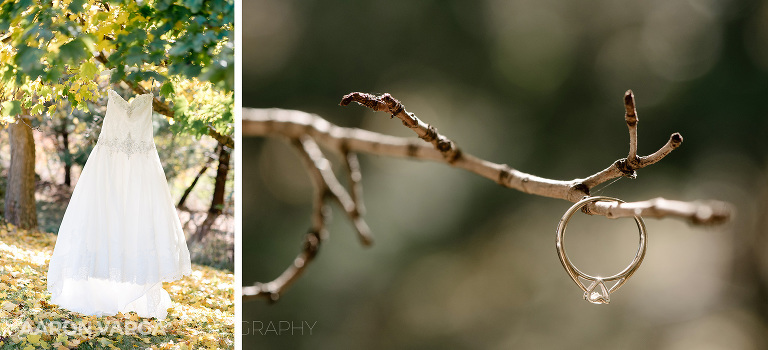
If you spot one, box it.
[0,223,234,349]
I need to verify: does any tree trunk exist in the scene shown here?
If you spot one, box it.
[177,151,215,209]
[5,116,38,229]
[189,143,230,243]
[61,120,72,187]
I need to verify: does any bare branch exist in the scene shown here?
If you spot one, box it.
[343,149,366,215]
[243,106,731,224]
[243,137,328,302]
[586,197,731,225]
[638,132,683,167]
[620,90,682,174]
[244,136,372,301]
[625,90,639,164]
[243,91,734,301]
[339,91,691,203]
[94,52,235,149]
[299,136,373,245]
[243,227,324,302]
[581,131,682,189]
[340,92,462,163]
[242,107,437,160]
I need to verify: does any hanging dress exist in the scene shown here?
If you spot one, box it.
[47,89,192,319]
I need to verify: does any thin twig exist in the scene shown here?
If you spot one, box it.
[625,90,639,166]
[300,136,373,245]
[244,136,371,301]
[343,149,366,215]
[341,92,462,163]
[243,91,734,301]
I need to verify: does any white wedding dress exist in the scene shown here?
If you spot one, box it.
[47,89,192,319]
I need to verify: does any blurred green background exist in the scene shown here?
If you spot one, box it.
[243,0,768,348]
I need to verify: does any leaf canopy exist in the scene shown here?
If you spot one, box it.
[0,0,233,142]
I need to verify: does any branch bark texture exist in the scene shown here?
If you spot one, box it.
[4,116,38,229]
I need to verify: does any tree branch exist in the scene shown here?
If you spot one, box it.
[93,52,234,148]
[243,91,734,301]
[625,90,639,165]
[243,136,371,301]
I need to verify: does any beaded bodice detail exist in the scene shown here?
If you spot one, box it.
[109,90,151,117]
[98,132,155,158]
[97,90,156,159]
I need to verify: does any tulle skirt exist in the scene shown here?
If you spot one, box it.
[47,143,191,319]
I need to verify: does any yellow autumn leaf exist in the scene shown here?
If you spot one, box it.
[25,334,41,345]
[95,40,116,51]
[97,337,112,347]
[0,226,233,348]
[55,333,67,343]
[1,300,16,312]
[93,25,113,39]
[115,11,128,24]
[30,103,45,116]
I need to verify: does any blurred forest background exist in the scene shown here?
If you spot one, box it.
[244,0,768,348]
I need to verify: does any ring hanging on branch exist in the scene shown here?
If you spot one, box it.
[556,196,647,305]
[242,90,734,302]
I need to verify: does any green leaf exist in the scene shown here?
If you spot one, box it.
[126,70,167,85]
[14,44,44,76]
[110,65,125,84]
[23,22,54,42]
[0,67,12,84]
[30,103,45,116]
[59,38,89,64]
[160,82,175,97]
[79,61,99,79]
[44,67,61,82]
[183,0,204,13]
[168,40,191,57]
[155,0,172,12]
[1,100,22,118]
[173,94,188,115]
[39,85,52,97]
[138,4,154,17]
[124,45,147,66]
[6,0,32,20]
[144,70,167,82]
[67,0,86,13]
[199,57,233,91]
